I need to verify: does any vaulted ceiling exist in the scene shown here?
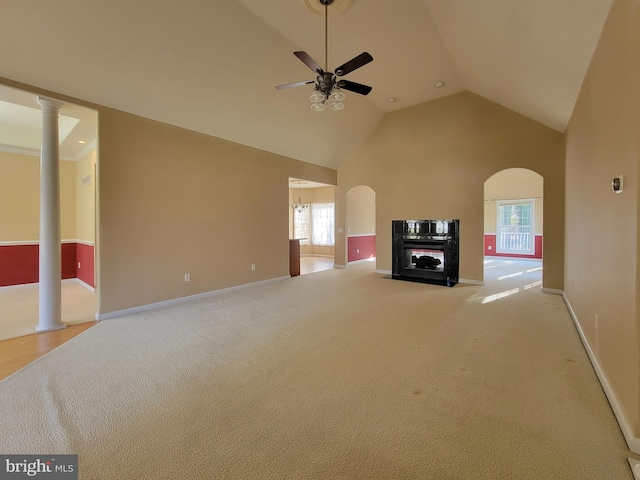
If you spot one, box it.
[0,0,613,169]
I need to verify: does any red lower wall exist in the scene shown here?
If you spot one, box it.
[76,243,95,287]
[0,245,40,286]
[0,242,94,288]
[484,234,543,259]
[61,243,77,280]
[348,235,376,262]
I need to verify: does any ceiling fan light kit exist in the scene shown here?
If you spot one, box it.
[276,0,373,111]
[310,88,325,103]
[329,88,345,101]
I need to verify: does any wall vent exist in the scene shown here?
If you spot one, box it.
[81,174,92,187]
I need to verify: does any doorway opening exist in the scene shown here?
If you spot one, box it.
[484,168,543,287]
[289,177,335,275]
[345,185,376,271]
[0,83,99,341]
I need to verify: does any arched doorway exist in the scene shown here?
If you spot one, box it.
[483,168,543,286]
[345,185,376,269]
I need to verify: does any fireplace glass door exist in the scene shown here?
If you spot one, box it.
[392,220,459,287]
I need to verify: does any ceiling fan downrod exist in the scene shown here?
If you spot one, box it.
[274,0,373,111]
[320,0,333,72]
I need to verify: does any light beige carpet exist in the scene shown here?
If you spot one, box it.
[0,262,634,479]
[0,281,97,341]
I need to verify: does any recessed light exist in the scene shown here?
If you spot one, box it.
[434,81,446,88]
[387,97,396,103]
[78,140,86,144]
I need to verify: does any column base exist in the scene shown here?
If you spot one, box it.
[34,323,67,334]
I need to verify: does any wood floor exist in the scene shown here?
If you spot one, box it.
[0,281,98,342]
[0,321,96,380]
[300,255,334,275]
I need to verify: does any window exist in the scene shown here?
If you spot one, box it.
[496,200,534,254]
[311,203,335,246]
[292,202,335,247]
[293,207,310,245]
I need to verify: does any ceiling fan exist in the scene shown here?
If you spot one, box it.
[275,0,373,111]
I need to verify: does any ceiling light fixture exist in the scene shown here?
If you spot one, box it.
[434,81,446,88]
[275,0,373,112]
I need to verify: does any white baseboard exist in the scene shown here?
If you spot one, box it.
[75,278,96,293]
[3,279,95,293]
[542,287,563,295]
[630,458,640,480]
[63,277,95,293]
[562,293,640,454]
[96,275,291,321]
[333,264,347,269]
[375,269,392,275]
[0,281,38,290]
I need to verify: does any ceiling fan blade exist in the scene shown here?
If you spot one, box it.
[334,52,373,76]
[337,79,372,96]
[294,51,324,74]
[275,80,314,90]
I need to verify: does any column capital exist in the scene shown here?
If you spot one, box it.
[37,96,64,113]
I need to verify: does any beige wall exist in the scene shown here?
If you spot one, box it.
[289,185,335,256]
[336,91,565,287]
[96,107,335,313]
[76,150,96,244]
[346,185,376,236]
[60,160,77,240]
[484,168,543,235]
[0,150,77,241]
[565,0,639,445]
[0,77,336,315]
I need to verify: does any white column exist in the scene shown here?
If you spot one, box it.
[35,96,66,333]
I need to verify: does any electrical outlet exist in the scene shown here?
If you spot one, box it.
[488,245,492,251]
[78,262,81,269]
[184,273,190,282]
[251,264,256,271]
[356,248,360,254]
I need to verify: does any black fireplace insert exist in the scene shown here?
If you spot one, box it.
[392,220,459,287]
